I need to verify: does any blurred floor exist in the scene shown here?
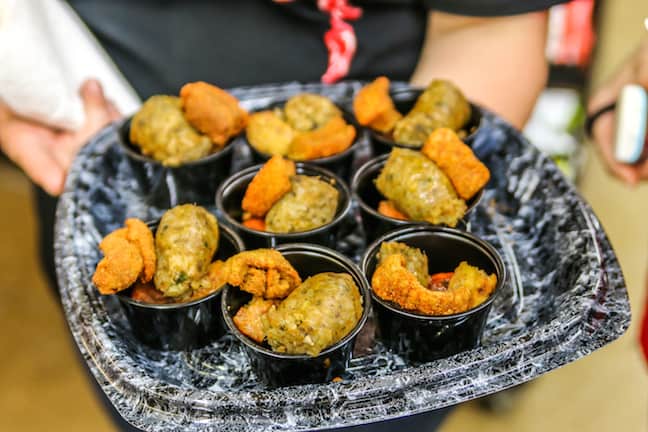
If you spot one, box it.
[1,1,647,431]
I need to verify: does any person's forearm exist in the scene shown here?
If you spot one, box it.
[410,11,549,129]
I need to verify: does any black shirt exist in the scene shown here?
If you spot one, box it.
[68,0,568,98]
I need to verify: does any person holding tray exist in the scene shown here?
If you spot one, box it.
[0,1,570,431]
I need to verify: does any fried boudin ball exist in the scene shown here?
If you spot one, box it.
[265,175,339,233]
[287,116,356,161]
[225,249,301,299]
[421,128,490,201]
[392,80,470,147]
[284,93,342,132]
[241,156,296,218]
[377,242,429,287]
[246,111,296,156]
[353,76,402,133]
[375,148,466,227]
[130,95,212,166]
[180,81,248,148]
[233,296,280,343]
[372,254,496,315]
[154,205,219,297]
[263,272,363,356]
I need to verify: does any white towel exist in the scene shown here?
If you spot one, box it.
[0,0,141,130]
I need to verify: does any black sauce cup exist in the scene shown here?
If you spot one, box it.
[116,223,245,351]
[361,226,505,363]
[351,154,483,244]
[241,102,359,181]
[216,163,352,249]
[221,243,371,387]
[366,88,484,156]
[117,117,237,207]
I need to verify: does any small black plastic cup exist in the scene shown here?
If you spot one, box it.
[361,225,505,363]
[221,243,371,387]
[351,154,483,244]
[216,163,352,249]
[366,88,483,156]
[117,117,237,207]
[116,222,245,351]
[240,102,359,181]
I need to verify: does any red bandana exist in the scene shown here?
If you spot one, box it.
[275,0,363,83]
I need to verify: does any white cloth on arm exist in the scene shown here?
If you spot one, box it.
[0,0,140,130]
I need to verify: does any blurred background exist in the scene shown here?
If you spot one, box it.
[1,0,647,431]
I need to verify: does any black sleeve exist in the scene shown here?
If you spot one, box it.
[424,0,570,16]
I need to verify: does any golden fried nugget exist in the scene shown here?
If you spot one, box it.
[353,77,402,133]
[233,296,279,343]
[287,116,355,160]
[241,155,296,217]
[124,218,156,283]
[377,200,408,221]
[422,128,490,200]
[93,231,143,295]
[372,254,496,315]
[225,249,301,299]
[130,281,171,304]
[246,111,295,156]
[180,81,248,148]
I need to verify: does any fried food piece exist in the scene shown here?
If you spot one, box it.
[242,218,266,231]
[226,249,301,299]
[287,116,356,160]
[130,281,172,304]
[377,200,408,221]
[190,260,229,301]
[284,93,342,132]
[242,156,296,217]
[375,148,466,227]
[353,76,402,133]
[392,80,471,147]
[263,273,363,356]
[130,95,212,166]
[246,111,295,156]
[265,175,339,233]
[93,230,143,295]
[233,296,280,343]
[154,205,220,297]
[180,81,248,148]
[124,218,156,283]
[421,128,490,200]
[428,272,454,291]
[377,242,429,287]
[372,255,496,315]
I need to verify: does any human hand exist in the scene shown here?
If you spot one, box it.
[0,79,121,195]
[587,38,648,186]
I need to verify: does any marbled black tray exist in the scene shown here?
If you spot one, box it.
[54,82,630,431]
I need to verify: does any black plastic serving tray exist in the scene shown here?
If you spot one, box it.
[54,81,630,431]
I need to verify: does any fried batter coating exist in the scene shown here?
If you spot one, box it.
[180,81,248,148]
[225,249,301,299]
[242,156,296,217]
[287,116,356,160]
[377,200,408,221]
[155,205,220,298]
[130,281,171,304]
[377,242,429,287]
[246,111,295,156]
[353,77,402,133]
[265,175,339,233]
[284,93,341,132]
[124,218,156,283]
[190,260,229,301]
[421,128,490,200]
[263,272,363,356]
[130,95,212,166]
[93,230,143,295]
[375,148,466,227]
[233,296,280,343]
[242,218,266,231]
[372,255,496,315]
